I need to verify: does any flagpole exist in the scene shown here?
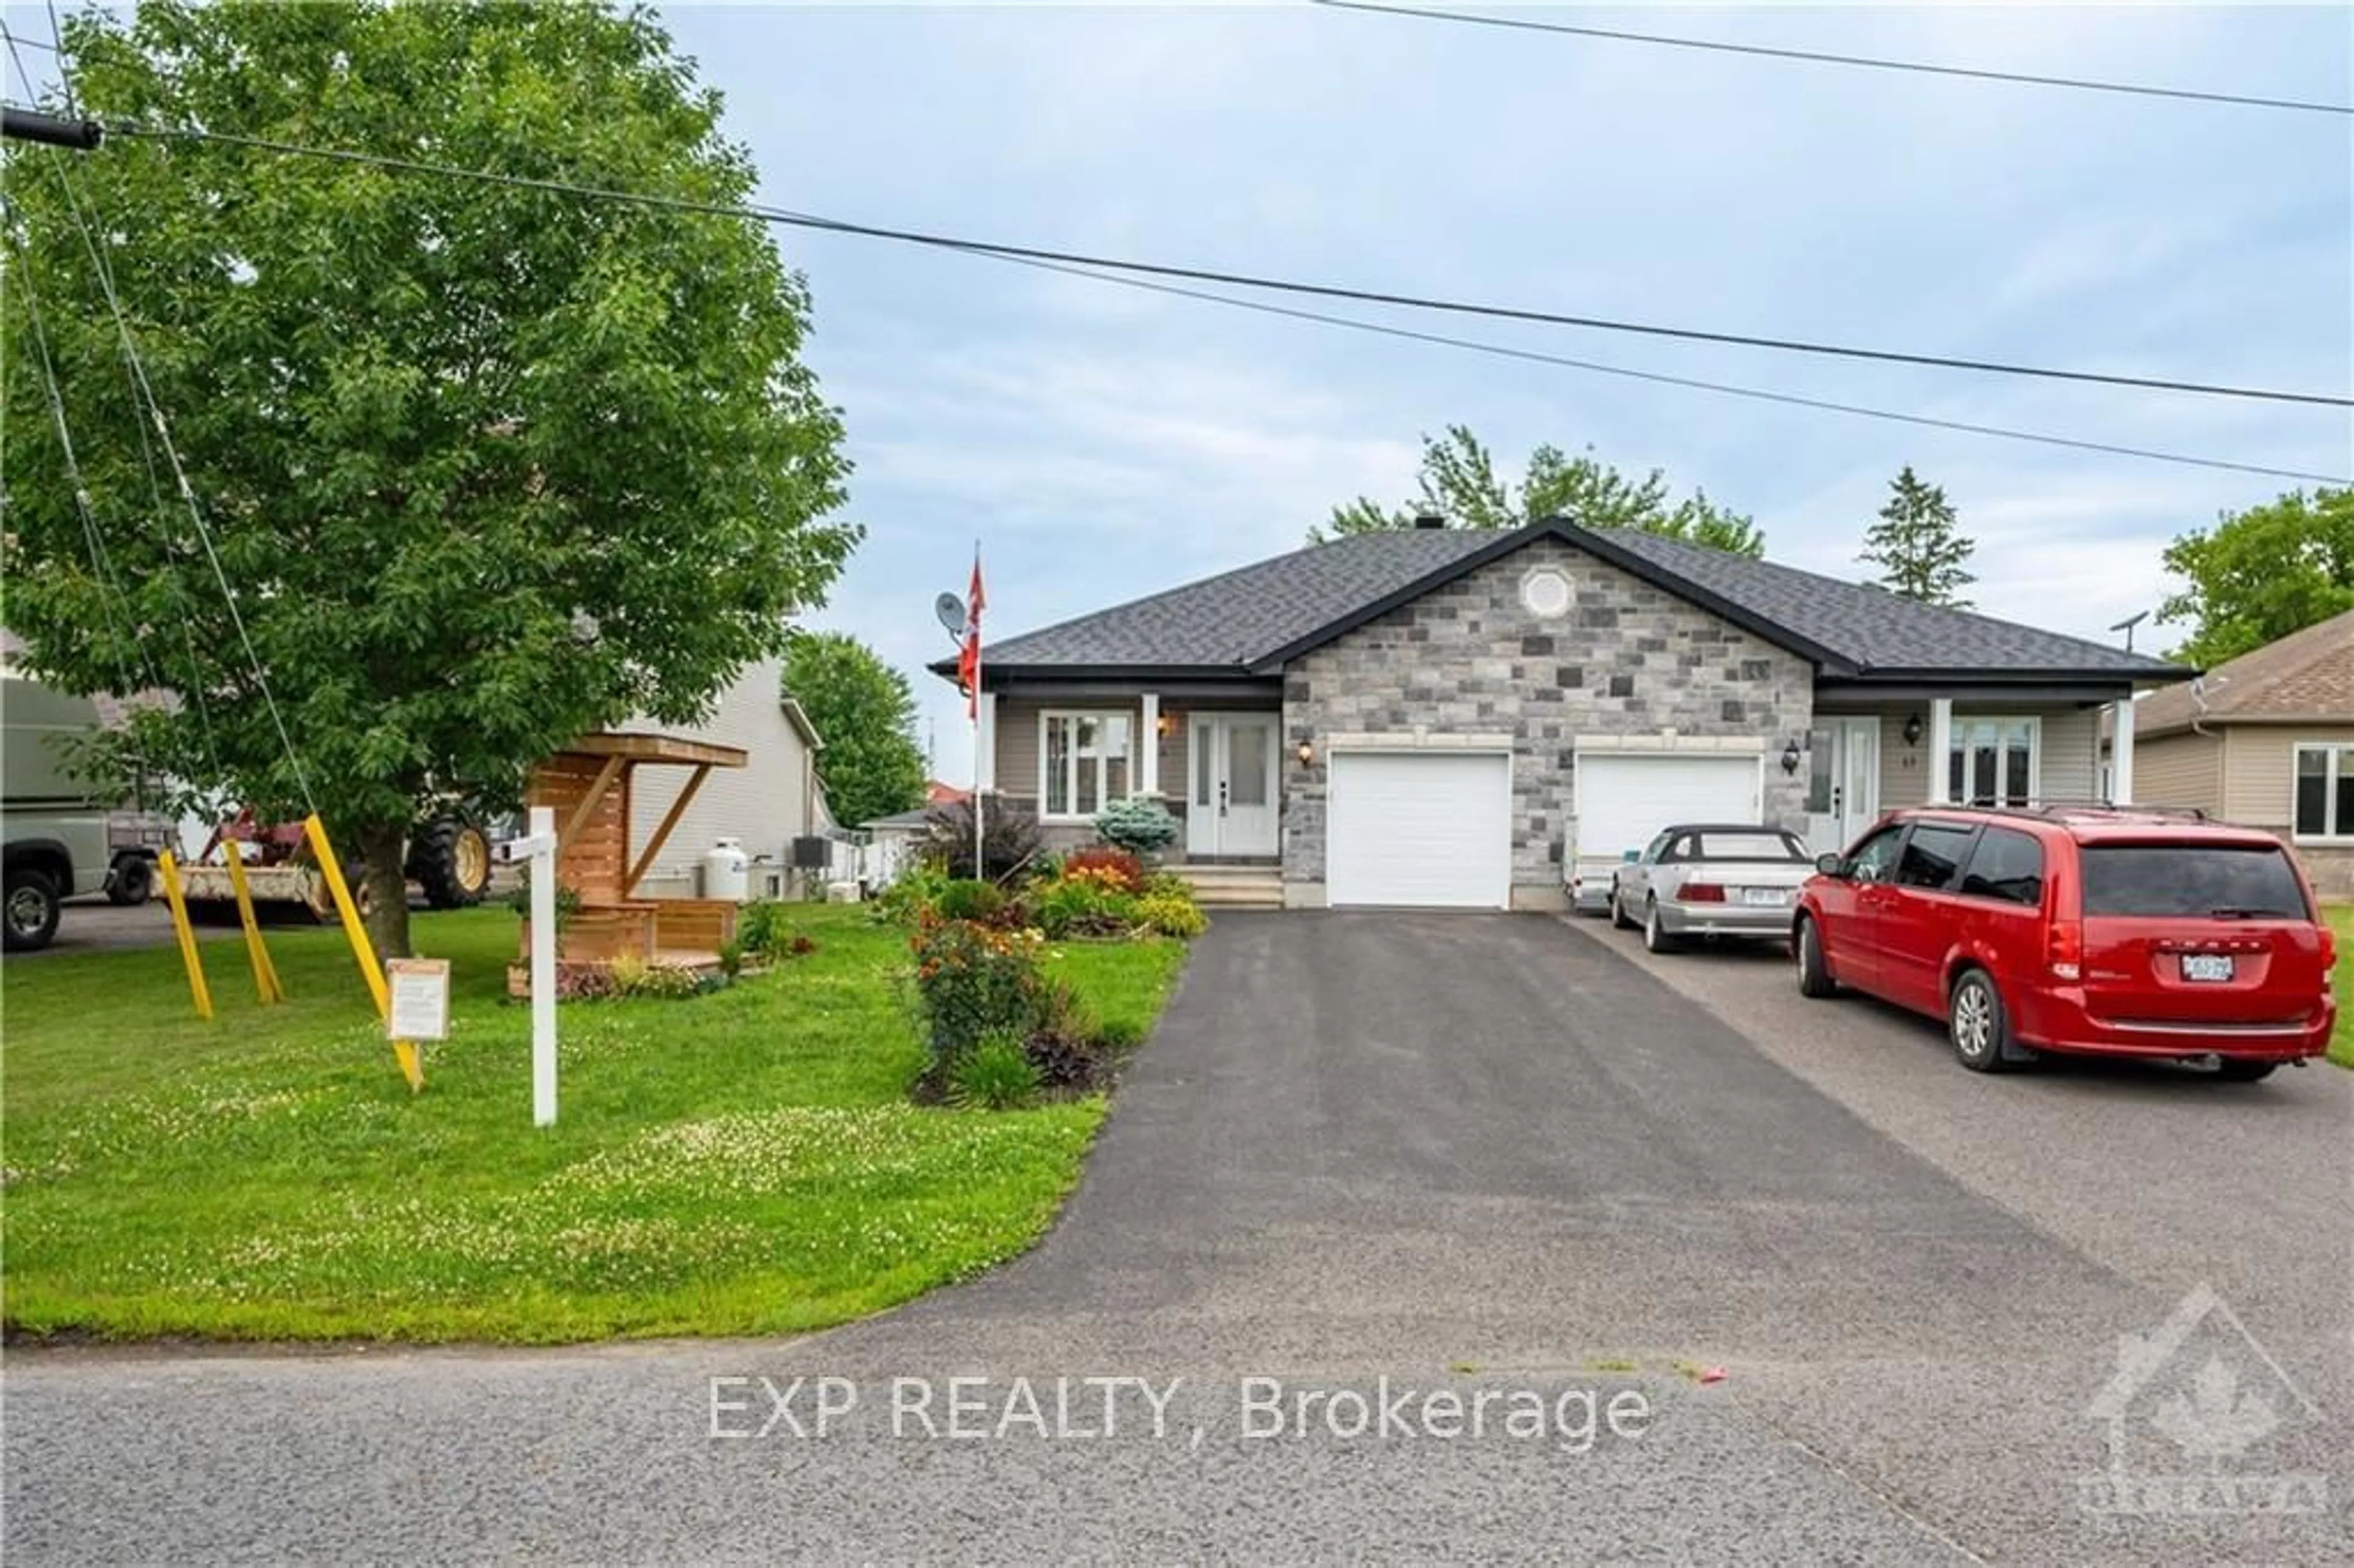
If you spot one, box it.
[972,541,985,881]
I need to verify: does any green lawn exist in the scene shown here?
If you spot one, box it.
[2329,905,2353,1068]
[2,905,1186,1344]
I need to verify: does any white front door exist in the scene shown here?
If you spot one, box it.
[1186,714,1279,856]
[1805,717,1880,853]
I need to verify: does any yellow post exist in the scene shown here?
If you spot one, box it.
[222,838,286,1005]
[303,813,422,1092]
[155,849,214,1021]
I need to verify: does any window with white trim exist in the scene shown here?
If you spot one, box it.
[1948,716,2040,807]
[2293,744,2354,841]
[1040,711,1133,819]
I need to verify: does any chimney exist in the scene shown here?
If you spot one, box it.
[1412,512,1446,530]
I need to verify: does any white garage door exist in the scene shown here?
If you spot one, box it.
[1326,751,1512,909]
[1573,752,1762,864]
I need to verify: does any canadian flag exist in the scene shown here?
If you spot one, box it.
[956,550,985,718]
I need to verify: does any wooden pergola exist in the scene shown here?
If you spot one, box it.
[508,731,750,993]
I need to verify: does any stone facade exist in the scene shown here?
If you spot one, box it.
[1280,537,1815,905]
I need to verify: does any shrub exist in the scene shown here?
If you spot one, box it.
[946,1030,1043,1111]
[604,954,703,999]
[1031,976,1097,1040]
[552,962,618,1001]
[788,933,817,957]
[917,797,1045,883]
[607,952,649,994]
[1035,877,1137,939]
[909,916,1045,1060]
[1062,845,1144,893]
[736,899,790,956]
[634,964,703,999]
[1143,870,1192,900]
[1094,797,1179,858]
[1022,1026,1101,1091]
[1134,890,1207,938]
[874,863,950,926]
[717,940,745,979]
[937,879,1006,923]
[505,876,583,929]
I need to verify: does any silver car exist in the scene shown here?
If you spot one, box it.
[1609,823,1814,954]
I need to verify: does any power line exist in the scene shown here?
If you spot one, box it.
[15,107,2343,481]
[1312,0,2354,118]
[973,251,2353,487]
[84,117,2353,411]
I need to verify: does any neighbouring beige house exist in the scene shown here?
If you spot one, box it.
[624,655,839,899]
[2123,608,2354,900]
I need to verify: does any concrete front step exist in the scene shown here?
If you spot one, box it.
[1171,862,1284,909]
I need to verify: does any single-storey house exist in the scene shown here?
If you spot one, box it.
[939,517,2184,910]
[624,654,839,900]
[2120,608,2354,900]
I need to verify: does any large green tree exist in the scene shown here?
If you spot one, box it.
[2158,487,2354,666]
[1315,425,1764,555]
[782,631,926,829]
[1,1,855,957]
[1858,465,1975,607]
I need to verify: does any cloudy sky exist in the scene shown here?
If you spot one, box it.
[17,4,2350,783]
[642,2,2350,780]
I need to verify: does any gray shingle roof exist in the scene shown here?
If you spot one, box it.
[1589,528,2181,676]
[981,528,1491,669]
[972,522,2182,681]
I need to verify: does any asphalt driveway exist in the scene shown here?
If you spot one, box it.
[7,913,2348,1564]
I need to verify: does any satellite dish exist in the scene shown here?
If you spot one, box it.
[935,593,969,639]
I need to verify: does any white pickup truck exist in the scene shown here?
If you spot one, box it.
[3,671,114,951]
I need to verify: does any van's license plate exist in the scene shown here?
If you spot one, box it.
[2181,954,2235,983]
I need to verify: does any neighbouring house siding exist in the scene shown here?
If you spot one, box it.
[2220,725,2354,829]
[2219,725,2354,900]
[626,656,824,898]
[1280,536,1814,907]
[2132,731,2224,814]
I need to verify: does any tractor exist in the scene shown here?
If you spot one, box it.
[176,809,495,924]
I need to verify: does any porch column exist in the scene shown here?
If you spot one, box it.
[2110,695,2135,804]
[1138,691,1160,796]
[975,691,997,793]
[1927,697,1954,804]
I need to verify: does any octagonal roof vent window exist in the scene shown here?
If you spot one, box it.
[1521,568,1573,618]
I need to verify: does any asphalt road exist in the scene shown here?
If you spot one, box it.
[6,913,2348,1563]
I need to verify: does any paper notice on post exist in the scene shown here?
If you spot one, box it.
[386,958,452,1041]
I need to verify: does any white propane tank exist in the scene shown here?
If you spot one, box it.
[701,838,751,902]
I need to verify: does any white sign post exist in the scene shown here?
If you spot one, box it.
[505,804,561,1127]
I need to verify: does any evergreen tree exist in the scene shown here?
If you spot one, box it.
[1859,466,1975,607]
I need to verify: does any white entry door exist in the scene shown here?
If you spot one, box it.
[1804,717,1880,853]
[1186,714,1279,856]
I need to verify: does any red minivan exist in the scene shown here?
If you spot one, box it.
[1792,805,2337,1079]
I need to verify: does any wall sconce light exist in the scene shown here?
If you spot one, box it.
[1296,740,1316,767]
[1780,738,1802,776]
[1156,711,1175,738]
[1902,714,1924,748]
